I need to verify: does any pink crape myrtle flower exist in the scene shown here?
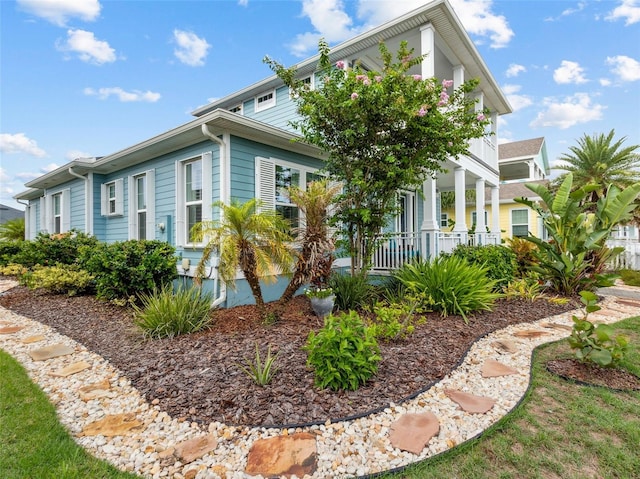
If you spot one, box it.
[351,92,359,100]
[336,60,345,69]
[477,113,486,121]
[374,75,382,83]
[363,78,371,85]
[412,74,422,81]
[417,107,427,117]
[442,79,454,88]
[438,91,449,106]
[356,74,367,81]
[448,141,453,147]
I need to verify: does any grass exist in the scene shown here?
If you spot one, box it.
[1,317,639,479]
[618,268,640,287]
[0,350,139,479]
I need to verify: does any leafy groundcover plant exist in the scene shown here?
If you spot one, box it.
[393,255,501,323]
[133,285,213,339]
[304,310,381,391]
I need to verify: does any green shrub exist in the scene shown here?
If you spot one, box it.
[304,310,381,391]
[329,273,376,311]
[506,236,539,277]
[80,240,177,301]
[133,285,213,339]
[618,269,640,287]
[0,241,23,267]
[503,277,543,301]
[448,244,517,291]
[22,265,94,296]
[14,231,98,267]
[368,302,415,341]
[238,343,279,386]
[393,255,502,323]
[0,263,28,277]
[568,291,629,367]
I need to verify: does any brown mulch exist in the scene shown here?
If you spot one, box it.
[0,285,578,428]
[546,358,640,391]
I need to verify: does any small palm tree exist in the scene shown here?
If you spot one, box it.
[554,130,640,205]
[280,180,341,303]
[0,218,25,241]
[192,199,294,314]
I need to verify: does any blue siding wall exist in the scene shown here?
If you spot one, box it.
[240,85,301,134]
[69,181,86,231]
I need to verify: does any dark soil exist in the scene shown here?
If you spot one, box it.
[1,286,578,428]
[546,358,640,391]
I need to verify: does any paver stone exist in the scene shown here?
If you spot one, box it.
[388,412,440,454]
[0,325,25,334]
[29,343,74,361]
[481,359,518,378]
[175,434,218,463]
[49,361,91,377]
[445,389,496,414]
[245,432,317,478]
[78,379,113,401]
[80,413,143,437]
[21,334,46,344]
[512,330,549,339]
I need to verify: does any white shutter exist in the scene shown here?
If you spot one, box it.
[146,169,156,240]
[255,156,275,211]
[114,178,124,216]
[175,161,185,245]
[28,205,36,240]
[39,196,47,233]
[61,189,71,233]
[100,183,108,216]
[128,175,136,239]
[202,152,213,222]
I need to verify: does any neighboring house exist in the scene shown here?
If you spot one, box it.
[0,204,24,224]
[442,137,549,242]
[15,0,511,307]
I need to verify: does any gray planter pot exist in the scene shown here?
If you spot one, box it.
[310,294,335,319]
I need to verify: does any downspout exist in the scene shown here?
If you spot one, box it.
[68,167,91,234]
[201,123,227,308]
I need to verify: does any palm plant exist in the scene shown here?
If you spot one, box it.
[279,180,340,303]
[0,218,25,242]
[553,130,640,205]
[192,199,294,314]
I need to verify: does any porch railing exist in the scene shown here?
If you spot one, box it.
[371,232,421,271]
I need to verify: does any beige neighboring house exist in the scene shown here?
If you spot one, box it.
[442,137,550,242]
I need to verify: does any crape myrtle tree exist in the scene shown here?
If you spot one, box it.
[265,39,491,276]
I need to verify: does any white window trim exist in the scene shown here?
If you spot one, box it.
[395,191,417,234]
[176,152,212,247]
[229,103,243,115]
[290,74,314,98]
[101,178,124,216]
[43,189,71,234]
[128,169,156,240]
[440,212,449,229]
[510,207,529,237]
[255,89,276,112]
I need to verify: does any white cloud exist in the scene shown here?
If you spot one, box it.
[553,60,588,84]
[606,0,640,25]
[501,84,533,112]
[530,93,605,129]
[42,162,61,173]
[606,55,640,82]
[84,87,161,102]
[173,30,211,66]
[238,0,248,6]
[15,171,42,181]
[65,150,93,161]
[57,29,116,65]
[17,0,101,26]
[545,1,587,21]
[505,63,526,78]
[290,0,513,57]
[599,78,613,86]
[0,133,46,157]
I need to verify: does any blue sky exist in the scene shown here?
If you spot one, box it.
[1,0,639,210]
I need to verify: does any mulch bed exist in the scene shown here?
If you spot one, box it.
[0,286,577,427]
[546,358,640,391]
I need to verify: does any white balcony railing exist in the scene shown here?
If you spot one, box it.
[371,232,421,270]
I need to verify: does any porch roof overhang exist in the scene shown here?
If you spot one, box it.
[21,109,325,192]
[191,0,512,118]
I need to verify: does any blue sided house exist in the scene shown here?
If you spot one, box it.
[15,0,512,307]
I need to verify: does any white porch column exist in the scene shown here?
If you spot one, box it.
[453,167,467,236]
[491,186,500,236]
[421,176,439,259]
[420,23,435,79]
[453,64,465,88]
[528,160,535,180]
[475,178,486,244]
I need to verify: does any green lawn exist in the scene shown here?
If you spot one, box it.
[1,317,639,479]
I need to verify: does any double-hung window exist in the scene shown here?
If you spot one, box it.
[101,179,124,216]
[511,208,529,237]
[177,153,212,246]
[440,213,449,229]
[186,159,203,240]
[52,193,62,234]
[43,189,70,234]
[128,170,155,240]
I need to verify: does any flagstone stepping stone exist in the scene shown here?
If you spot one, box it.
[174,434,219,463]
[78,379,113,401]
[481,359,518,378]
[539,322,573,331]
[29,343,74,361]
[245,432,317,478]
[512,330,549,339]
[21,334,46,344]
[388,412,440,455]
[444,389,496,414]
[0,325,25,334]
[615,299,640,308]
[49,360,91,377]
[80,413,143,437]
[492,339,519,353]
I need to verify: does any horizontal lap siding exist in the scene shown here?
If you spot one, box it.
[241,86,301,134]
[69,181,86,231]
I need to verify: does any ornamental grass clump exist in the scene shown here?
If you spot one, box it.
[304,310,381,391]
[133,285,213,339]
[393,255,501,324]
[238,343,279,386]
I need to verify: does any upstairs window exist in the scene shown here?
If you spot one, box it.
[255,90,276,112]
[229,104,243,114]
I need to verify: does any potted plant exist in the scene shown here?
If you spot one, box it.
[305,253,335,319]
